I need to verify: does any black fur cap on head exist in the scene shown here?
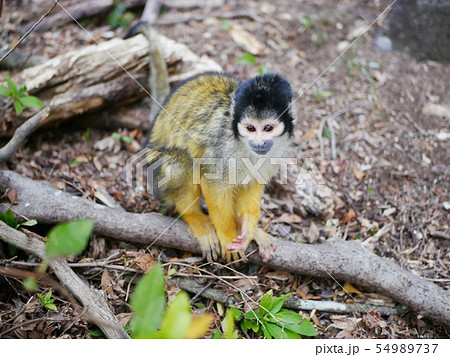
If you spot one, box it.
[232,73,294,137]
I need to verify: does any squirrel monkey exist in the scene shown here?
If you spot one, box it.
[127,23,296,262]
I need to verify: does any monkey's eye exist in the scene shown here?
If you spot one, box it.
[247,125,256,132]
[264,125,274,132]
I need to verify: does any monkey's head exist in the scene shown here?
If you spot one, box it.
[231,74,296,157]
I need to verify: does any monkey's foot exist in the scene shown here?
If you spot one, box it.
[254,228,276,262]
[196,230,220,261]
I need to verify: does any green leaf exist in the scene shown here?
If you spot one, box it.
[240,320,248,333]
[223,308,237,339]
[300,16,314,31]
[283,329,302,339]
[266,322,284,339]
[0,86,11,97]
[112,132,121,140]
[5,77,17,94]
[312,90,333,102]
[236,53,256,65]
[159,291,191,338]
[17,85,27,97]
[259,289,274,313]
[19,95,44,109]
[259,65,269,75]
[260,323,272,339]
[270,297,286,315]
[45,219,93,259]
[45,291,52,300]
[130,263,166,338]
[13,100,23,115]
[368,187,374,195]
[91,329,104,338]
[229,307,242,321]
[298,318,317,336]
[212,330,223,339]
[121,135,132,144]
[251,323,260,333]
[323,129,331,139]
[23,278,38,292]
[46,303,57,311]
[8,244,17,256]
[2,209,18,228]
[18,219,38,228]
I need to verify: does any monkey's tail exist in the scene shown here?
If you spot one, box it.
[124,21,170,124]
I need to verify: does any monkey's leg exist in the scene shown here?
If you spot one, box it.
[228,182,276,262]
[173,184,220,261]
[200,177,240,262]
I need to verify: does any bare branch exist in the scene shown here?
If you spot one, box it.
[0,107,51,162]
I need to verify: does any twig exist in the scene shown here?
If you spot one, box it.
[318,100,365,160]
[0,2,58,63]
[175,276,405,316]
[141,0,161,24]
[0,106,51,162]
[5,260,141,273]
[0,317,71,338]
[0,221,128,339]
[1,169,449,328]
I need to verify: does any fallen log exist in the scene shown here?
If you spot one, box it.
[3,32,221,137]
[1,169,449,328]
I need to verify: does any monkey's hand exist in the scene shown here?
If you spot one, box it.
[227,227,276,263]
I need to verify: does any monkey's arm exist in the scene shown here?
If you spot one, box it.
[228,182,275,262]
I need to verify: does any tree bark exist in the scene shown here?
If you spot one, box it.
[1,169,449,328]
[2,33,221,137]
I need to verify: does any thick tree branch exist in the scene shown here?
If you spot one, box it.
[0,220,128,339]
[0,169,449,328]
[3,32,221,137]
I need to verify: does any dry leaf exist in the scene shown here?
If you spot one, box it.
[341,207,356,223]
[278,213,302,223]
[266,270,291,281]
[343,282,365,297]
[229,25,265,55]
[350,164,366,181]
[134,253,156,273]
[101,269,115,296]
[6,189,19,204]
[116,313,132,327]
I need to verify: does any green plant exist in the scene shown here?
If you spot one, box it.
[236,53,270,76]
[21,219,93,292]
[236,53,256,65]
[300,16,314,31]
[37,291,57,311]
[130,263,213,339]
[0,209,37,229]
[238,290,317,339]
[312,90,333,102]
[106,1,134,28]
[112,131,132,144]
[346,54,360,77]
[0,77,44,115]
